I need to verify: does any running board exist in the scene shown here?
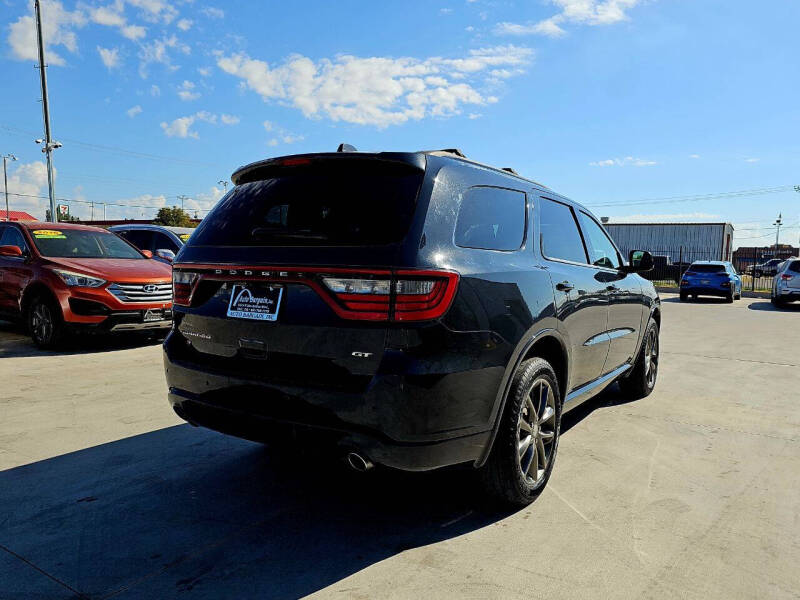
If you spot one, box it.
[565,363,632,407]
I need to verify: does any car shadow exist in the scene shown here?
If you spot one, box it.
[561,383,638,434]
[660,296,730,304]
[0,425,513,599]
[0,319,165,358]
[748,300,800,312]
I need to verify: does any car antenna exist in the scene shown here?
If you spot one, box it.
[337,143,358,152]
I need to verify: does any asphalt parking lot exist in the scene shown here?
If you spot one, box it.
[1,294,799,599]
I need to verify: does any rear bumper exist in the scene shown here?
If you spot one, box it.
[163,333,495,471]
[775,289,800,301]
[680,286,731,297]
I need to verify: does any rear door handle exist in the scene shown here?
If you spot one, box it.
[556,281,574,292]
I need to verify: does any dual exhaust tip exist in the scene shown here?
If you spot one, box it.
[345,452,374,472]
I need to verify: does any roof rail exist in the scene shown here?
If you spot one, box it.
[502,167,518,175]
[424,148,466,158]
[337,143,358,152]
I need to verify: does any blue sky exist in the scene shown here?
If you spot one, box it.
[1,0,799,247]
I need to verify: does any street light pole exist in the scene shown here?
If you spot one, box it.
[773,213,782,249]
[2,154,17,221]
[217,180,228,193]
[177,195,189,211]
[34,0,62,223]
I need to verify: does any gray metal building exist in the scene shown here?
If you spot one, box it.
[603,222,735,263]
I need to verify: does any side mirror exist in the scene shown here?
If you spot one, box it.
[0,245,23,257]
[155,249,176,262]
[622,250,654,273]
[141,249,154,258]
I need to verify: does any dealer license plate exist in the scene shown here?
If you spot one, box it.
[226,284,283,321]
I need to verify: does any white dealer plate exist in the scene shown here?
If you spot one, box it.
[226,284,283,321]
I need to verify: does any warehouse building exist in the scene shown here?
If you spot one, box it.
[602,221,734,263]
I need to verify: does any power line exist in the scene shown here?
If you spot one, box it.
[588,185,798,208]
[4,191,217,213]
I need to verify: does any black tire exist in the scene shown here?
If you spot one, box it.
[771,296,785,308]
[679,291,688,301]
[726,291,734,303]
[27,295,64,349]
[618,320,659,400]
[479,357,561,507]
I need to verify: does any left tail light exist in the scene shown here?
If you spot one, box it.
[173,270,198,307]
[780,274,792,281]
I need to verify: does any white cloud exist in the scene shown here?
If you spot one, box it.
[177,79,200,101]
[440,8,454,14]
[2,161,51,219]
[220,114,240,125]
[465,25,475,32]
[90,6,126,27]
[745,157,760,163]
[177,18,193,31]
[216,45,533,128]
[589,156,657,167]
[127,0,178,24]
[138,35,190,78]
[267,138,279,147]
[7,1,87,66]
[495,0,641,37]
[126,104,143,117]
[281,133,304,144]
[150,84,161,96]
[263,120,274,132]
[201,6,225,18]
[121,24,147,40]
[689,154,701,159]
[97,46,122,69]
[468,112,482,119]
[197,66,212,77]
[160,111,217,138]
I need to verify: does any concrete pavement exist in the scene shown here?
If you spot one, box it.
[0,295,798,599]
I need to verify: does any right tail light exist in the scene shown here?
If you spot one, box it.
[172,270,198,307]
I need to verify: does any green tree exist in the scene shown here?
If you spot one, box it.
[44,209,80,222]
[153,206,193,227]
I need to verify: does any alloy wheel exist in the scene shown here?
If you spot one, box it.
[644,328,659,388]
[517,378,557,486]
[31,302,53,345]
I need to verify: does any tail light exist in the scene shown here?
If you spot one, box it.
[322,270,459,321]
[173,270,198,307]
[680,279,689,286]
[780,274,792,281]
[720,281,730,287]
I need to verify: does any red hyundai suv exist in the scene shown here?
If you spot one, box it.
[0,221,173,348]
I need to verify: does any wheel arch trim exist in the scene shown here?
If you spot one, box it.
[474,328,570,468]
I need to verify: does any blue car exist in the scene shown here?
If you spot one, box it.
[680,261,742,302]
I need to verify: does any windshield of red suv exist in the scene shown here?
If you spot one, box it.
[28,228,144,259]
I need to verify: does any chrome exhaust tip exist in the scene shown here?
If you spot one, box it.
[346,452,374,472]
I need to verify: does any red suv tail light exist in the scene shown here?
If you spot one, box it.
[173,270,198,306]
[321,270,459,321]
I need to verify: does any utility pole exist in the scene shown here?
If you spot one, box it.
[217,180,228,193]
[773,213,782,249]
[177,195,189,211]
[2,154,17,221]
[34,0,61,223]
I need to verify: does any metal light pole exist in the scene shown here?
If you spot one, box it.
[217,180,228,193]
[34,0,62,223]
[773,213,782,249]
[2,154,17,221]
[177,195,189,211]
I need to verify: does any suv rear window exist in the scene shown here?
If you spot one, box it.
[454,187,526,251]
[687,264,726,273]
[191,161,423,247]
[789,261,800,273]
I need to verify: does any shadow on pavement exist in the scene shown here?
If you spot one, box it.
[747,301,800,312]
[0,319,164,358]
[660,296,730,304]
[0,425,511,600]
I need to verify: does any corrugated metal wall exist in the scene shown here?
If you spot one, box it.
[604,223,732,262]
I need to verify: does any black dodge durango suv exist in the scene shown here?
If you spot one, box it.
[164,148,660,506]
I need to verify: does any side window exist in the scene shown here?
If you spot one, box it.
[154,233,180,253]
[119,230,154,252]
[539,198,587,264]
[454,187,526,251]
[0,226,29,254]
[577,211,621,269]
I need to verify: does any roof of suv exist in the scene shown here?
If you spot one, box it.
[17,221,111,232]
[231,149,550,190]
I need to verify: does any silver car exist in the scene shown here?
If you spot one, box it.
[771,258,800,306]
[109,224,195,263]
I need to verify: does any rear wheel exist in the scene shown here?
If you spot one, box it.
[771,296,785,308]
[726,291,734,303]
[28,295,64,350]
[479,358,561,507]
[619,320,659,400]
[679,291,688,301]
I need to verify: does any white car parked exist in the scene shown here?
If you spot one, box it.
[771,258,800,307]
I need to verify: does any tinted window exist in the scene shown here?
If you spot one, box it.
[29,228,143,259]
[119,230,155,252]
[788,261,800,273]
[191,161,423,247]
[0,226,29,254]
[454,187,526,251]
[687,264,726,273]
[154,232,180,253]
[577,212,620,269]
[539,198,587,264]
